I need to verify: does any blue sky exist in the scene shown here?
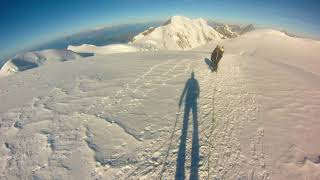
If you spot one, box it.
[0,0,319,59]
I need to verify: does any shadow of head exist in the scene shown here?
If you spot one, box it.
[185,71,200,102]
[191,71,195,78]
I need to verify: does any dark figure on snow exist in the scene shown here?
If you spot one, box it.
[179,72,200,108]
[176,72,200,180]
[211,45,224,71]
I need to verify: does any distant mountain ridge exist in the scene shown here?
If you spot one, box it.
[208,21,255,38]
[0,16,264,78]
[68,16,226,54]
[130,16,223,50]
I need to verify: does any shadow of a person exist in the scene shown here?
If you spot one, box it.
[204,58,214,72]
[175,72,200,180]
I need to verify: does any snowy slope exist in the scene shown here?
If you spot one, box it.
[0,49,81,77]
[0,29,319,180]
[67,44,140,55]
[197,29,320,179]
[130,16,223,50]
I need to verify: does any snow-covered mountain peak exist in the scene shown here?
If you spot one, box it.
[167,15,189,23]
[167,16,207,26]
[131,16,223,51]
[215,24,240,38]
[165,16,204,26]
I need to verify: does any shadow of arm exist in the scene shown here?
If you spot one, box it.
[196,80,200,99]
[179,80,189,107]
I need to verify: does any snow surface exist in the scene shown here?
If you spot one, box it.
[0,49,81,77]
[68,44,140,55]
[0,28,320,180]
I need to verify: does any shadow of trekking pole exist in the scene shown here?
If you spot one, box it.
[158,106,181,180]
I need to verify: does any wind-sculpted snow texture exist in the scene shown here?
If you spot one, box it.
[0,29,320,180]
[0,49,82,77]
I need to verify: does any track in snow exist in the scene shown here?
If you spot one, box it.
[0,51,269,179]
[122,53,270,180]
